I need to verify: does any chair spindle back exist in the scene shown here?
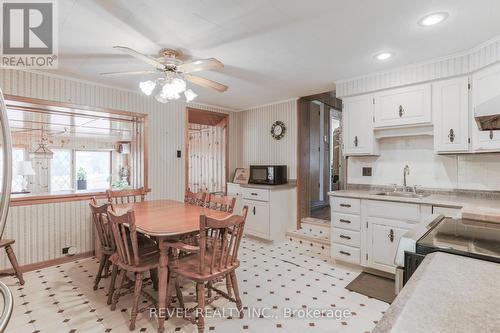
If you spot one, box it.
[106,188,146,204]
[184,189,207,206]
[198,206,248,275]
[107,208,140,266]
[205,194,236,213]
[89,198,114,251]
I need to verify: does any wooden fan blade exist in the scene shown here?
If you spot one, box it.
[113,46,165,70]
[100,70,157,76]
[178,58,223,73]
[185,75,228,92]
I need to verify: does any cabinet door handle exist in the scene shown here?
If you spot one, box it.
[354,136,358,147]
[339,251,351,256]
[339,203,351,208]
[448,128,455,142]
[253,206,256,215]
[388,229,394,242]
[339,219,351,224]
[339,235,351,240]
[399,105,404,117]
[251,193,258,196]
[490,130,494,140]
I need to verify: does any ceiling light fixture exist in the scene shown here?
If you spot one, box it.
[418,12,449,26]
[374,52,393,61]
[140,74,197,103]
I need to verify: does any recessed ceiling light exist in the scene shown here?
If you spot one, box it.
[418,12,449,26]
[374,52,393,61]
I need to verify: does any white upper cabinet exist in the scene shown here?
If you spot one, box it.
[374,84,432,128]
[433,76,470,153]
[471,63,500,152]
[342,94,379,156]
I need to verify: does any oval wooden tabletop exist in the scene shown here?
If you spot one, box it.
[113,199,231,237]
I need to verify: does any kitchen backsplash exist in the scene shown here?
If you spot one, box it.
[347,136,500,191]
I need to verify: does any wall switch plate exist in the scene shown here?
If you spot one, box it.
[176,150,182,158]
[362,167,372,176]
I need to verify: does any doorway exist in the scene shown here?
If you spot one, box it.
[297,92,343,226]
[185,107,229,195]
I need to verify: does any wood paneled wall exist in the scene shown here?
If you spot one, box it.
[0,69,233,268]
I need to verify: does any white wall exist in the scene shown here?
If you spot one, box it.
[238,99,298,179]
[0,69,234,267]
[348,136,500,191]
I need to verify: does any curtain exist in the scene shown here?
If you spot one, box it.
[188,124,226,193]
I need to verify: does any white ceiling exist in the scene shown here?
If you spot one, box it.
[52,0,500,110]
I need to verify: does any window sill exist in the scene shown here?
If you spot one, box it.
[10,190,108,207]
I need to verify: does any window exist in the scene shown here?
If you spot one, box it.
[75,151,111,191]
[50,149,72,191]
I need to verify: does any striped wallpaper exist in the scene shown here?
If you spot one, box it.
[238,99,298,179]
[0,69,234,267]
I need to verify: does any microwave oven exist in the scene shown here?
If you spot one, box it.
[249,165,287,185]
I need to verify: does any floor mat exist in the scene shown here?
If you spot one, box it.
[345,272,396,303]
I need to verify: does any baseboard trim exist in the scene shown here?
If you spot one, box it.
[0,250,95,275]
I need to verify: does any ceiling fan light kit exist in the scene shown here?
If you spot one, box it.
[104,46,227,104]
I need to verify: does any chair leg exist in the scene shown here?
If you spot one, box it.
[229,271,243,318]
[164,272,176,319]
[175,280,184,309]
[225,274,232,298]
[207,281,212,298]
[196,283,205,333]
[93,254,107,290]
[111,270,126,311]
[130,272,143,331]
[107,264,118,305]
[5,245,24,285]
[150,268,158,291]
[103,256,111,278]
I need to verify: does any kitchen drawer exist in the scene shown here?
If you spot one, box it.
[227,183,243,196]
[332,212,361,231]
[331,243,360,265]
[332,228,360,247]
[242,187,269,202]
[366,200,421,222]
[331,197,360,214]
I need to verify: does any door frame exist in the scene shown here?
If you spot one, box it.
[296,92,342,228]
[184,107,229,194]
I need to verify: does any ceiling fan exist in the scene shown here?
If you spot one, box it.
[100,46,228,103]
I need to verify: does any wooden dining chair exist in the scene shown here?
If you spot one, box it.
[166,206,248,333]
[184,188,207,206]
[89,198,114,290]
[205,193,236,213]
[106,208,159,330]
[0,240,24,285]
[106,187,146,204]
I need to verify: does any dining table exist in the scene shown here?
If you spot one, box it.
[113,199,231,333]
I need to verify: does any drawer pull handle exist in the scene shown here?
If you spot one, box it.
[339,203,351,208]
[339,251,351,256]
[339,235,351,240]
[399,105,404,117]
[251,193,258,196]
[339,219,351,224]
[253,207,256,215]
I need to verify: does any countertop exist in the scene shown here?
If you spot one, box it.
[328,189,500,222]
[229,182,296,191]
[373,252,500,333]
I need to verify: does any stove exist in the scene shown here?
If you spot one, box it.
[402,216,500,287]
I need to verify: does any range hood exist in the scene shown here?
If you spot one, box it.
[474,95,500,131]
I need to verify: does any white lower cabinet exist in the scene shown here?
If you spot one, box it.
[227,183,296,242]
[243,199,270,239]
[330,196,432,274]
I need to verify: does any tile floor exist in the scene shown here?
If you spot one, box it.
[2,237,389,333]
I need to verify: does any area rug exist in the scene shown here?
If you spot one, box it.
[345,272,396,303]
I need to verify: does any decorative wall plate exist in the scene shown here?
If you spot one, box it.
[271,121,286,140]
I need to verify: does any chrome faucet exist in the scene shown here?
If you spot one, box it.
[403,165,410,191]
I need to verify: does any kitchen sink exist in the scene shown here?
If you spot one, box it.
[375,191,430,199]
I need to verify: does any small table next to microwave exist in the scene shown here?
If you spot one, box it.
[227,182,297,242]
